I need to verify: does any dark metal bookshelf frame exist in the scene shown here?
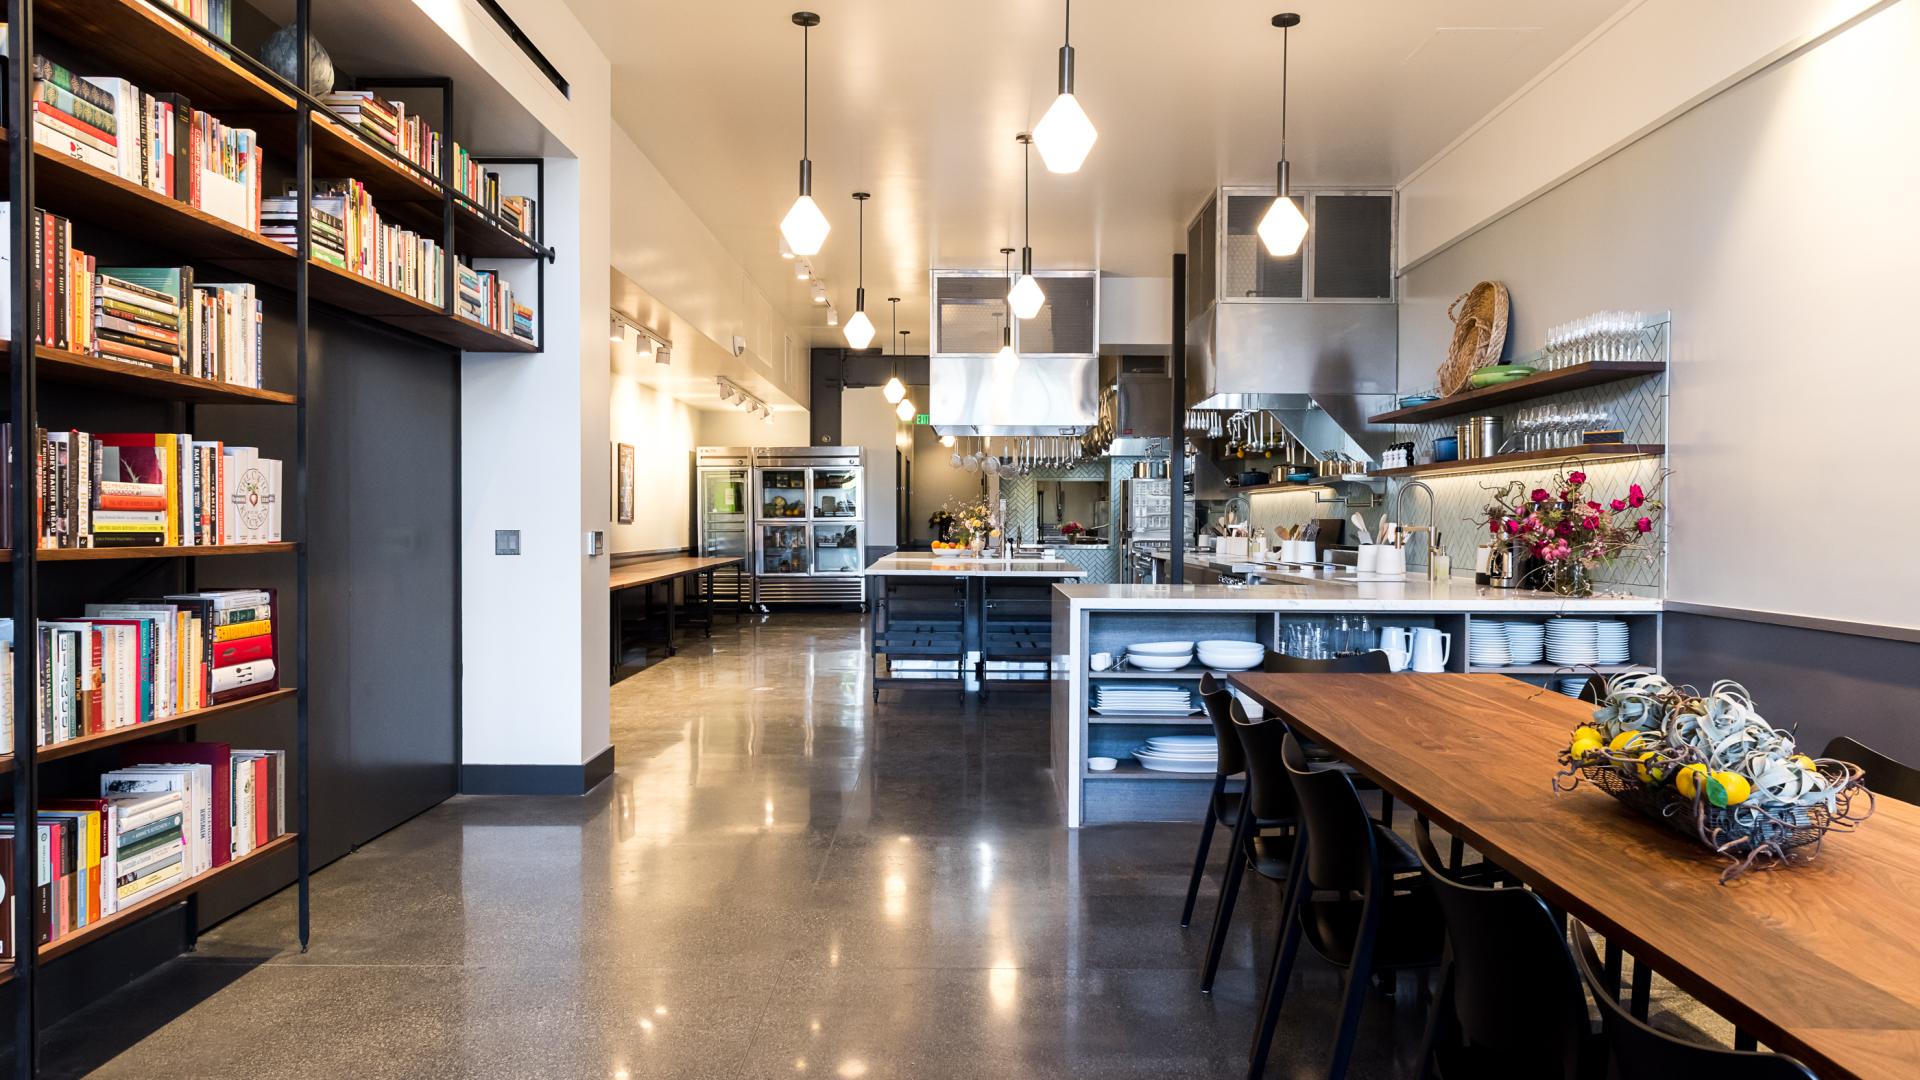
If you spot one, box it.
[3,1,552,1073]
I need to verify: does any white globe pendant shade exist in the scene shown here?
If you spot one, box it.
[1008,274,1047,320]
[882,375,906,404]
[780,194,830,256]
[1258,194,1309,257]
[843,308,875,349]
[895,397,916,422]
[1033,93,1097,174]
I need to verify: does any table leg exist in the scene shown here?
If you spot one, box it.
[704,570,714,637]
[666,578,678,657]
[1628,957,1652,1022]
[1734,1030,1756,1052]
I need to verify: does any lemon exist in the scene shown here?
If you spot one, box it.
[1790,754,1817,772]
[1675,763,1709,799]
[1573,725,1603,746]
[1707,771,1752,808]
[1569,736,1603,760]
[1634,751,1668,784]
[1608,730,1649,754]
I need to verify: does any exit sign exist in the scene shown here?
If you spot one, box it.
[915,413,930,425]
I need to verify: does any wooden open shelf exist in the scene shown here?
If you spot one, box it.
[0,688,295,774]
[1,543,298,563]
[1224,479,1333,494]
[35,0,295,115]
[1370,361,1667,425]
[1369,444,1665,480]
[36,833,298,964]
[453,197,544,259]
[1085,761,1212,781]
[3,342,296,405]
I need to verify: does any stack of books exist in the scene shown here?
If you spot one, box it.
[454,265,536,342]
[0,589,279,752]
[320,90,441,181]
[0,425,281,549]
[0,742,288,958]
[156,1,235,43]
[450,144,536,235]
[94,267,181,371]
[315,179,444,304]
[260,195,350,270]
[0,206,93,353]
[500,194,536,238]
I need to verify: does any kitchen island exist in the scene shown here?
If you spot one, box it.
[1051,576,1661,826]
[866,553,1088,700]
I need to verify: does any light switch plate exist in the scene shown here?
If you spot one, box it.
[586,530,606,556]
[495,529,521,555]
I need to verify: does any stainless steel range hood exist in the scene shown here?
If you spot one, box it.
[928,355,1098,437]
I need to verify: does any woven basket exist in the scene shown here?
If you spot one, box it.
[1440,281,1510,396]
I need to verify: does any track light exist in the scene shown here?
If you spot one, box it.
[763,408,776,425]
[779,12,831,256]
[795,260,812,281]
[826,305,839,327]
[610,317,627,343]
[811,281,828,305]
[780,236,796,260]
[655,344,672,366]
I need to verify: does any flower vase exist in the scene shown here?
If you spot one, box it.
[969,536,986,556]
[1549,560,1594,598]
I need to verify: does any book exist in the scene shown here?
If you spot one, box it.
[119,742,232,868]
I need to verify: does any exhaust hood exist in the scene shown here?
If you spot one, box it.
[927,268,1098,436]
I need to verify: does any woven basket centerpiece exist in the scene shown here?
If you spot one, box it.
[1440,281,1510,396]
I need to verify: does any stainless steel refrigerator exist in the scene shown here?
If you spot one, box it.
[693,446,753,605]
[751,446,867,606]
[1120,477,1172,584]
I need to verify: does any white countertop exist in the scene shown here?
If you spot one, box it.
[1054,575,1659,613]
[866,553,1089,578]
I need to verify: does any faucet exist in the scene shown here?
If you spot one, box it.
[1394,479,1438,569]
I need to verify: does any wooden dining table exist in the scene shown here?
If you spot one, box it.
[1227,672,1920,1080]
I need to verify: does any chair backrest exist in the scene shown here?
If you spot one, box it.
[1568,918,1817,1080]
[1228,697,1298,823]
[1412,820,1588,1080]
[1281,732,1377,894]
[1197,673,1247,778]
[1262,651,1393,674]
[1821,735,1920,804]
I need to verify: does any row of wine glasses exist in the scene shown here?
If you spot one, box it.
[1279,617,1372,660]
[1543,311,1647,369]
[1508,406,1609,451]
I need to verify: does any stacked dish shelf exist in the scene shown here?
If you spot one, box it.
[2,1,550,1071]
[1072,609,1661,825]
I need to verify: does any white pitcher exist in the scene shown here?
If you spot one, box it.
[1411,627,1452,673]
[1377,626,1411,654]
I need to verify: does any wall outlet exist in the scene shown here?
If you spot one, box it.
[495,530,521,555]
[586,530,606,556]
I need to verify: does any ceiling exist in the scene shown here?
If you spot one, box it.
[568,0,1626,348]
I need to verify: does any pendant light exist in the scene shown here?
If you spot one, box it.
[894,330,916,422]
[1258,13,1309,258]
[778,12,831,256]
[882,297,906,403]
[1008,134,1047,320]
[1032,0,1097,173]
[993,246,1019,379]
[842,192,876,349]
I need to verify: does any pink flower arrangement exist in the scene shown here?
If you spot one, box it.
[1479,466,1667,577]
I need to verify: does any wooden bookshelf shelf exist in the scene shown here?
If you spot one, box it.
[384,312,539,353]
[1369,361,1667,425]
[1,343,296,405]
[1,130,297,263]
[0,688,296,775]
[453,197,544,259]
[36,833,298,964]
[0,543,298,563]
[1369,444,1665,480]
[35,0,296,115]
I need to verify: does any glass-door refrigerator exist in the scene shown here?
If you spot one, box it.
[693,447,753,605]
[752,446,866,606]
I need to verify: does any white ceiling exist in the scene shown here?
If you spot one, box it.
[568,1,1626,347]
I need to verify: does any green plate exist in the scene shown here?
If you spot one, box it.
[1469,367,1536,388]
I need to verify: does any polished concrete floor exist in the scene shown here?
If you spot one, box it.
[44,612,1706,1077]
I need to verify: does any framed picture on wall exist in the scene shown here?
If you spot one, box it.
[616,443,635,524]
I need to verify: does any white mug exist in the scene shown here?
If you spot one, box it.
[1357,544,1381,572]
[1382,648,1410,673]
[1090,652,1114,672]
[1411,628,1452,672]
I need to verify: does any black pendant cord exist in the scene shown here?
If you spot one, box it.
[1018,134,1035,275]
[793,13,820,196]
[1280,23,1288,166]
[888,296,901,377]
[1000,247,1015,345]
[853,191,870,316]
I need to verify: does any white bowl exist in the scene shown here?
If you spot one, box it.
[1087,756,1118,772]
[1128,640,1198,656]
[1126,652,1196,671]
[1196,640,1265,656]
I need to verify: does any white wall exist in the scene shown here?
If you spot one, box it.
[840,387,913,549]
[608,373,696,554]
[1398,0,1920,629]
[694,409,811,449]
[1397,0,1887,271]
[435,0,611,770]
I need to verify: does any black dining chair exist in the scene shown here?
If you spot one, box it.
[1568,917,1817,1079]
[1261,650,1397,825]
[1181,674,1248,929]
[1411,818,1599,1080]
[1199,695,1300,994]
[1821,735,1920,804]
[1246,732,1444,1080]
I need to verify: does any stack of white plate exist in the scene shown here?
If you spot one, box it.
[1125,640,1195,671]
[1093,684,1199,716]
[1544,619,1601,665]
[1554,675,1592,699]
[1596,621,1630,664]
[1133,734,1219,774]
[1196,640,1266,671]
[1503,621,1546,664]
[1469,621,1512,667]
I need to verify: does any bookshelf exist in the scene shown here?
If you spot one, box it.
[5,0,551,1072]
